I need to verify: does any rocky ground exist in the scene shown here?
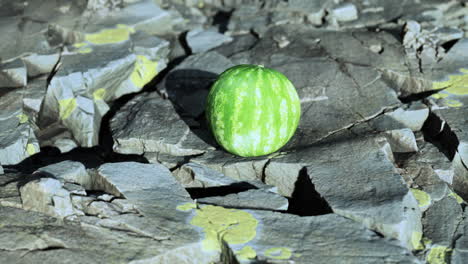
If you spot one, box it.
[0,0,467,263]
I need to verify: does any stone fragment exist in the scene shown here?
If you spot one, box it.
[111,92,212,156]
[265,136,422,250]
[452,210,468,263]
[422,196,463,247]
[158,51,234,117]
[330,3,359,22]
[0,89,40,165]
[191,150,269,181]
[19,177,82,218]
[35,160,92,188]
[198,189,288,211]
[186,28,233,53]
[22,53,60,77]
[175,162,238,188]
[0,58,27,88]
[383,128,418,153]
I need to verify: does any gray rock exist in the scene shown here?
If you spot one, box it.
[111,92,212,156]
[452,210,468,264]
[422,195,463,247]
[174,162,238,188]
[35,160,92,189]
[191,150,269,181]
[330,3,359,23]
[0,58,27,88]
[0,206,218,264]
[22,53,60,77]
[19,177,82,218]
[186,28,233,53]
[0,89,40,165]
[382,128,418,153]
[198,189,288,211]
[158,51,234,117]
[0,171,23,208]
[212,33,258,57]
[265,136,422,250]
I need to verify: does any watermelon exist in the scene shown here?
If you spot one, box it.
[205,64,301,157]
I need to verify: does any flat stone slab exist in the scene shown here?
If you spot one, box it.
[111,92,213,156]
[264,136,422,250]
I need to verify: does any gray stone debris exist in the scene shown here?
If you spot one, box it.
[265,136,422,250]
[452,210,468,263]
[111,92,213,156]
[0,58,27,88]
[186,28,233,53]
[35,160,92,188]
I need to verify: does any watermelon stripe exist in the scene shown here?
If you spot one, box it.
[206,64,300,157]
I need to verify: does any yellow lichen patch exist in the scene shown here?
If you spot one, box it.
[26,143,37,155]
[431,92,449,99]
[93,88,106,101]
[73,42,87,48]
[85,24,135,45]
[58,98,77,120]
[77,47,93,54]
[444,99,463,108]
[130,55,158,88]
[190,205,258,251]
[432,68,468,94]
[411,231,424,250]
[176,202,197,211]
[427,245,451,264]
[411,188,431,209]
[449,192,465,204]
[17,113,28,124]
[264,247,292,260]
[236,246,256,260]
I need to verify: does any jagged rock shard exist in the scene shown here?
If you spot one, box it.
[111,92,212,156]
[0,89,40,165]
[265,136,422,250]
[0,58,27,88]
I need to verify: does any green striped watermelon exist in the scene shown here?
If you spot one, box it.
[205,64,301,157]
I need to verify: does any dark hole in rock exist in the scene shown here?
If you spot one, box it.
[441,39,459,53]
[421,112,459,161]
[287,167,333,216]
[398,89,442,103]
[212,9,234,34]
[186,181,258,199]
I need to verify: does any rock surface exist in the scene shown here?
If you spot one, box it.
[1,0,468,263]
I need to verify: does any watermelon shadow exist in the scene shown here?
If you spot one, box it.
[162,68,220,148]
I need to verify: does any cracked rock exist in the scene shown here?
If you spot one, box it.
[186,27,233,53]
[197,189,288,211]
[265,136,422,250]
[111,92,212,156]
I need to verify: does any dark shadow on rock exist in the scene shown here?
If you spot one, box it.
[422,111,459,161]
[287,167,333,216]
[186,181,258,199]
[7,146,148,175]
[163,68,220,148]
